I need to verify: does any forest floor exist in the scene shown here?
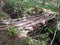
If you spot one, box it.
[0,28,24,45]
[0,0,60,45]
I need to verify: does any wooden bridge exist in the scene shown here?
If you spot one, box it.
[2,11,56,31]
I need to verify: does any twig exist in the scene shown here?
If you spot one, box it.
[50,13,59,45]
[50,29,57,45]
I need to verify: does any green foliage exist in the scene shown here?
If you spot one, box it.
[21,37,40,45]
[21,36,49,45]
[40,26,54,34]
[21,37,30,45]
[0,11,7,20]
[4,0,23,8]
[26,6,43,15]
[7,24,20,37]
[23,0,59,12]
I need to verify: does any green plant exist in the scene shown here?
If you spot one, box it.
[26,6,43,15]
[7,24,20,37]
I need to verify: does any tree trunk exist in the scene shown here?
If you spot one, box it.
[42,0,45,5]
[56,0,59,7]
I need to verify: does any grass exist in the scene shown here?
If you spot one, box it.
[22,0,60,12]
[38,3,59,12]
[23,2,59,12]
